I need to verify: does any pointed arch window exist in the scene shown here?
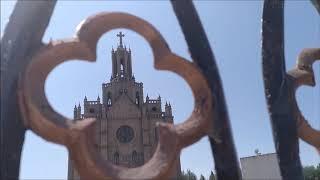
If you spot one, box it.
[120,63,124,71]
[135,92,140,105]
[114,152,119,165]
[120,60,124,77]
[107,92,112,106]
[132,150,138,164]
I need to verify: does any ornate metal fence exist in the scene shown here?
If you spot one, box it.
[1,0,319,179]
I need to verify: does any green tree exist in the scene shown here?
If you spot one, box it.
[208,171,216,180]
[178,169,197,180]
[186,169,197,180]
[178,170,187,180]
[303,163,320,180]
[199,174,205,180]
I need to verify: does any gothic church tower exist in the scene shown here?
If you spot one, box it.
[68,32,181,179]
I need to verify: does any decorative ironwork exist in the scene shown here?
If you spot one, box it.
[262,1,319,179]
[1,1,57,179]
[287,48,320,151]
[1,0,319,179]
[171,1,242,179]
[18,12,213,179]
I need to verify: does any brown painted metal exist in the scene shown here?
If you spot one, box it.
[18,12,213,179]
[1,1,317,179]
[287,48,320,151]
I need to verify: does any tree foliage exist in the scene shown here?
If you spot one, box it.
[303,163,320,180]
[178,169,216,180]
[199,174,205,180]
[178,164,319,180]
[208,171,216,180]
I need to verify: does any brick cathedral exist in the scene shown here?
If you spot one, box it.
[68,32,181,179]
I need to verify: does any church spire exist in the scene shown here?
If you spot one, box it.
[74,104,77,119]
[111,32,133,81]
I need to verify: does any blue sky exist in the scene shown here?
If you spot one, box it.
[1,1,319,179]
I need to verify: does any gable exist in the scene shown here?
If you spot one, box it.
[107,94,141,119]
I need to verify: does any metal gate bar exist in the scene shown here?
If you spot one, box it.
[261,1,303,179]
[170,1,242,180]
[0,1,57,179]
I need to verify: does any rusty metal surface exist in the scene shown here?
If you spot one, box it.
[0,1,57,179]
[1,1,317,179]
[262,0,303,180]
[262,0,319,179]
[262,1,303,179]
[287,48,320,151]
[18,12,213,179]
[171,1,242,179]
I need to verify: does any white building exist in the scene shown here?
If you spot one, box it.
[240,152,282,180]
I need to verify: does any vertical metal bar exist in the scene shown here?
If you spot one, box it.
[311,0,320,14]
[261,0,303,179]
[170,1,242,179]
[0,0,56,179]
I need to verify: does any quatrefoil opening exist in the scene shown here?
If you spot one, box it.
[287,48,320,152]
[18,12,213,179]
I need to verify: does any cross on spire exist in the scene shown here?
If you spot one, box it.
[117,31,125,47]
